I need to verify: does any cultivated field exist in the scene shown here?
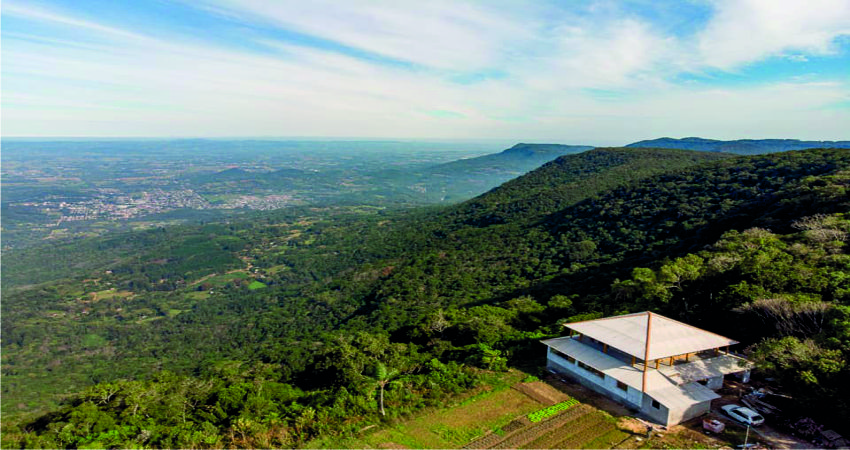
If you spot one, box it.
[314,371,629,449]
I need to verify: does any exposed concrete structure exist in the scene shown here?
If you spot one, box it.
[542,311,752,427]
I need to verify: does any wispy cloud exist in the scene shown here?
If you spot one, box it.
[2,0,848,141]
[696,0,850,70]
[194,0,534,71]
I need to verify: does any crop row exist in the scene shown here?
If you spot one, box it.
[555,420,616,449]
[463,419,529,449]
[463,430,506,449]
[522,410,606,449]
[490,404,592,449]
[527,398,580,422]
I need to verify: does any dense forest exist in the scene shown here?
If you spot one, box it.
[2,147,849,448]
[627,137,850,154]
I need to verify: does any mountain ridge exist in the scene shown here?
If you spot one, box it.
[4,147,850,448]
[626,137,850,154]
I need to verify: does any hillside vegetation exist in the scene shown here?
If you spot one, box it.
[417,143,594,202]
[3,147,849,448]
[627,137,850,154]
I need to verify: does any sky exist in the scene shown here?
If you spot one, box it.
[2,0,849,145]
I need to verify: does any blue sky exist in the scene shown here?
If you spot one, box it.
[2,0,849,144]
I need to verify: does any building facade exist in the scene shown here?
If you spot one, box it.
[542,311,752,427]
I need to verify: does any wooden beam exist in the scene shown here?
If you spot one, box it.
[655,359,660,369]
[603,344,608,354]
[669,356,674,366]
[632,355,636,366]
[685,353,690,362]
[642,312,652,393]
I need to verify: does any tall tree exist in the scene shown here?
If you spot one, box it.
[372,363,400,417]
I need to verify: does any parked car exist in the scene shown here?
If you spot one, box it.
[721,404,765,426]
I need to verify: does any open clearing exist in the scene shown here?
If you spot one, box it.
[316,371,630,449]
[330,384,541,448]
[310,370,804,449]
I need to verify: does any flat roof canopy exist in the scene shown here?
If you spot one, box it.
[564,311,737,361]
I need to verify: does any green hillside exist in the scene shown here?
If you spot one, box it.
[626,137,850,154]
[417,143,594,202]
[3,148,849,448]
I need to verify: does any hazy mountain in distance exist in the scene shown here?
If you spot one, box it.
[417,143,594,201]
[626,137,850,154]
[431,143,594,174]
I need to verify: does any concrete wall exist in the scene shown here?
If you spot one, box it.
[546,348,642,409]
[546,348,713,427]
[667,399,712,426]
[640,392,671,426]
[705,375,723,390]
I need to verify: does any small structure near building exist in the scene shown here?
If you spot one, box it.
[703,418,726,433]
[542,311,752,427]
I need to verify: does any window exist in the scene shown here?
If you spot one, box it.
[577,361,605,379]
[616,380,628,392]
[651,400,660,409]
[552,349,575,364]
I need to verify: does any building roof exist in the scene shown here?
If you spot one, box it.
[646,380,720,410]
[661,354,754,384]
[542,336,723,409]
[564,311,737,361]
[542,335,647,391]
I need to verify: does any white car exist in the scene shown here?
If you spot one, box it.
[721,404,765,426]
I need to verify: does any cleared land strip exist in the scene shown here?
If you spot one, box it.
[511,381,569,406]
[523,409,613,449]
[465,403,596,449]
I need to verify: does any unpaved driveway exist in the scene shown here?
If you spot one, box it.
[751,424,815,449]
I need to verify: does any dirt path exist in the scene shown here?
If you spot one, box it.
[512,381,570,406]
[752,425,815,449]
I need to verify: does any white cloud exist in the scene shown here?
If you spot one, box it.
[697,0,850,70]
[2,3,155,43]
[513,18,678,91]
[196,0,533,71]
[2,0,849,141]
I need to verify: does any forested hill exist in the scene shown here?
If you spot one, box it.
[626,137,850,154]
[357,148,850,330]
[450,147,731,226]
[4,148,850,448]
[430,143,594,175]
[414,143,593,201]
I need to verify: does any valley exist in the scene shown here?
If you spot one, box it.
[3,139,587,250]
[6,2,850,448]
[2,144,849,448]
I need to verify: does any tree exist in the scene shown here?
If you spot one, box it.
[371,362,400,417]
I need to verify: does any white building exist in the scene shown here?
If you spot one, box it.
[542,311,752,427]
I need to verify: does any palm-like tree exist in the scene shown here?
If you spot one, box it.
[373,363,400,416]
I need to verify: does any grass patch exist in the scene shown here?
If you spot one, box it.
[267,264,289,274]
[247,280,267,290]
[320,370,540,449]
[188,271,249,288]
[81,334,107,348]
[89,289,133,301]
[581,428,630,449]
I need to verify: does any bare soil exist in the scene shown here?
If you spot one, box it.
[511,381,570,405]
[543,374,636,417]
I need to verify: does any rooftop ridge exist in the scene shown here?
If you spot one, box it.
[563,310,737,361]
[646,312,739,346]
